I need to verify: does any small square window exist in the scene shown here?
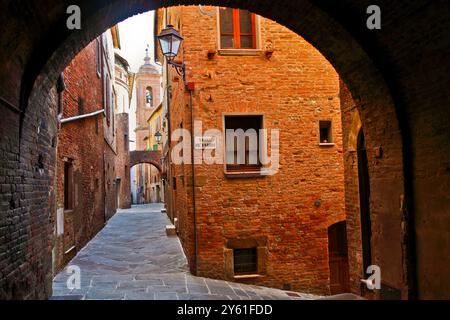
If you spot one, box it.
[234,248,257,275]
[319,121,333,144]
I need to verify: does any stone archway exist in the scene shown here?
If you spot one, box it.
[0,1,448,299]
[130,150,162,173]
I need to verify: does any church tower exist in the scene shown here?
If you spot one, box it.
[135,49,161,151]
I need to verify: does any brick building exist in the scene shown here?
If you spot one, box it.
[133,51,162,204]
[156,6,347,295]
[146,102,165,203]
[53,26,131,272]
[114,53,133,209]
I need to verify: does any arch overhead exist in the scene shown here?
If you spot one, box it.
[0,0,447,299]
[130,150,162,172]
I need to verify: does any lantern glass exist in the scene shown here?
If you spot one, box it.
[157,25,183,60]
[155,131,162,143]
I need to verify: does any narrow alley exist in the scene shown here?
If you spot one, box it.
[52,204,320,300]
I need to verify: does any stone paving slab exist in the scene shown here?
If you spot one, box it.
[52,204,324,300]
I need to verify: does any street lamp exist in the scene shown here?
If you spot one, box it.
[157,24,186,83]
[155,131,162,144]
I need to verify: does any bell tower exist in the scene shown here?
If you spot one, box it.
[135,48,161,151]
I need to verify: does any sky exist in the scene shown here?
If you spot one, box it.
[116,10,160,151]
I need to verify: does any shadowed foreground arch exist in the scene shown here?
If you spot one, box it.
[0,0,448,299]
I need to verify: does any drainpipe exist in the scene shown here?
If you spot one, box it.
[187,84,198,276]
[165,61,176,223]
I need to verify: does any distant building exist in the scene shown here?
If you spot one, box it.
[132,50,162,204]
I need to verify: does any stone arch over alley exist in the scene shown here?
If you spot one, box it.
[0,1,448,300]
[130,151,163,173]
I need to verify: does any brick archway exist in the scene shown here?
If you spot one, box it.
[130,150,162,173]
[0,1,448,299]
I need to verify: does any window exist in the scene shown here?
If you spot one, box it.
[219,8,257,49]
[124,134,129,152]
[104,75,111,126]
[64,162,74,210]
[77,96,84,115]
[319,121,333,144]
[234,248,257,275]
[225,115,262,172]
[145,87,153,107]
[96,38,102,76]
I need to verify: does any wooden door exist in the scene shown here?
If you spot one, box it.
[328,221,350,294]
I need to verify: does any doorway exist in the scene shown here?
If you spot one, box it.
[357,129,373,292]
[328,221,350,294]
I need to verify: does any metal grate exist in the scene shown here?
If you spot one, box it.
[234,248,257,274]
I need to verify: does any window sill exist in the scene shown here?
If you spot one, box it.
[234,274,264,280]
[64,209,74,215]
[218,49,263,56]
[225,171,266,179]
[319,143,335,147]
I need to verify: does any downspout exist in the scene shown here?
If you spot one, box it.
[188,87,198,276]
[165,61,176,224]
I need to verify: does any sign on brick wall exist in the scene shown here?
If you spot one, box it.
[194,136,217,150]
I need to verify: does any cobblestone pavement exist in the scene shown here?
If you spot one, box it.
[52,204,322,300]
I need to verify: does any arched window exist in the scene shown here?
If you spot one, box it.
[145,87,153,107]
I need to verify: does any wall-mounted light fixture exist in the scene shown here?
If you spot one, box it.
[157,24,186,84]
[155,131,162,144]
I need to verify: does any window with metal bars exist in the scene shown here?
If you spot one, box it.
[233,248,257,274]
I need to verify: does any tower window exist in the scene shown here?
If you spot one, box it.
[146,87,153,107]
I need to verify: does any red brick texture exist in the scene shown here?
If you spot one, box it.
[162,6,346,295]
[54,41,110,272]
[0,0,448,299]
[115,113,132,209]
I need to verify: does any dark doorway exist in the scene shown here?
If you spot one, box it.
[328,221,350,294]
[357,129,372,289]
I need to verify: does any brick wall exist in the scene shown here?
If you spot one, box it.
[54,41,108,271]
[339,80,368,297]
[0,0,448,299]
[164,6,346,295]
[115,113,131,209]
